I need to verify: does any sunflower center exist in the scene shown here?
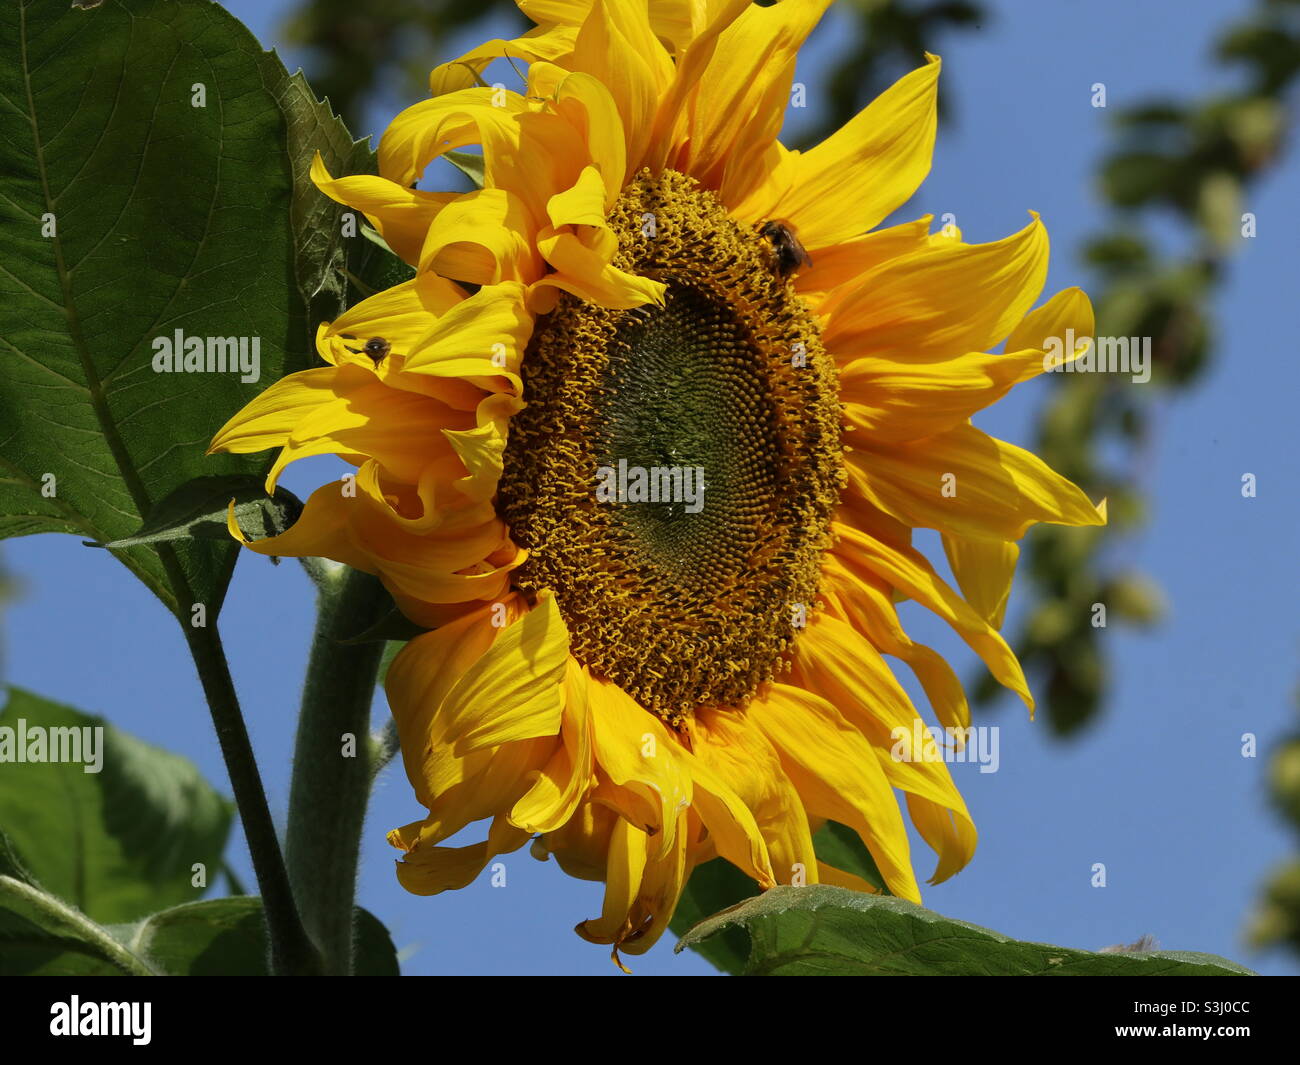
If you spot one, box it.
[497,170,844,726]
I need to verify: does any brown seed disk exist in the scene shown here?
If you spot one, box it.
[497,170,844,726]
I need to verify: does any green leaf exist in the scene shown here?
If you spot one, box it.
[265,68,369,306]
[116,897,399,976]
[667,858,758,975]
[255,57,376,318]
[0,0,313,615]
[85,474,302,550]
[669,821,887,972]
[0,875,154,976]
[0,828,36,885]
[0,687,233,925]
[445,150,486,188]
[810,821,890,894]
[339,606,431,646]
[675,885,1256,976]
[255,49,414,323]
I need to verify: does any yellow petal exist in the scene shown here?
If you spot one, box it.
[678,752,774,889]
[793,216,935,302]
[387,602,505,773]
[207,366,349,458]
[820,552,972,733]
[403,281,532,393]
[585,676,691,858]
[538,799,617,883]
[725,139,799,224]
[823,213,1049,363]
[906,793,978,884]
[545,164,610,228]
[942,533,1019,629]
[442,392,524,503]
[845,421,1107,542]
[225,479,355,563]
[642,0,752,172]
[832,519,1033,709]
[840,345,1066,445]
[792,614,978,884]
[678,0,831,193]
[309,153,454,266]
[693,708,811,886]
[428,24,579,96]
[315,273,464,368]
[263,377,464,491]
[438,590,570,755]
[509,658,594,834]
[391,816,531,895]
[1004,284,1097,356]
[535,227,667,309]
[575,815,647,945]
[519,0,704,54]
[378,87,525,189]
[618,813,690,956]
[418,188,542,285]
[748,684,922,903]
[548,70,628,201]
[569,0,672,172]
[777,55,940,249]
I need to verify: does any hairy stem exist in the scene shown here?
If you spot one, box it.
[286,562,388,975]
[177,603,321,976]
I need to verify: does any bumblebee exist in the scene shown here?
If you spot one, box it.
[340,334,391,366]
[362,337,391,364]
[759,220,812,277]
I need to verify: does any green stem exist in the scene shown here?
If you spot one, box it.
[0,876,157,976]
[178,609,322,977]
[286,562,388,975]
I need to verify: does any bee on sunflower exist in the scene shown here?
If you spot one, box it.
[210,0,1104,968]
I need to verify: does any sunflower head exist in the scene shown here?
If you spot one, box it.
[498,168,845,726]
[209,0,1105,966]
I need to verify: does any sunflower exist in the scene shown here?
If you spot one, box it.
[210,0,1105,968]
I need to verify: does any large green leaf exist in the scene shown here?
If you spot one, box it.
[808,821,890,894]
[0,0,332,616]
[113,897,400,976]
[668,857,758,975]
[669,821,888,973]
[254,59,402,325]
[675,885,1255,976]
[0,884,399,976]
[0,874,154,976]
[0,687,232,924]
[86,473,302,550]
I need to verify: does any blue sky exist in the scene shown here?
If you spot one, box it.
[3,0,1297,975]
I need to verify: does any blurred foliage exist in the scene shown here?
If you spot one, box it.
[982,0,1300,736]
[278,0,985,140]
[811,0,985,143]
[1249,690,1300,958]
[280,0,524,132]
